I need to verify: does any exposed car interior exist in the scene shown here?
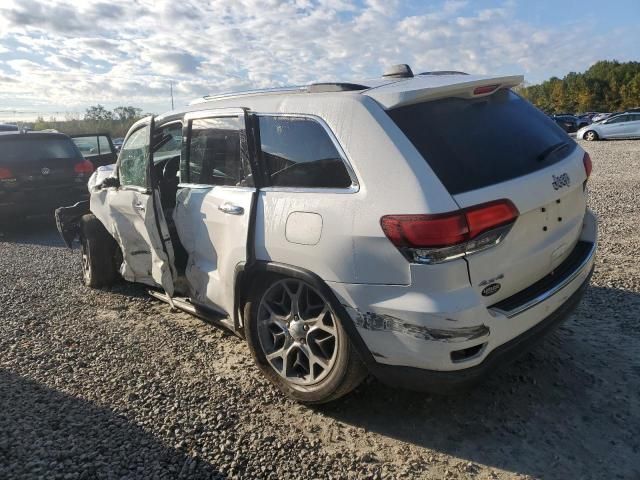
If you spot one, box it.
[151,125,188,276]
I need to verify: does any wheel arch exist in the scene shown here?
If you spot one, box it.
[233,260,376,368]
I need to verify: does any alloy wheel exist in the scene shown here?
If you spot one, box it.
[256,279,339,386]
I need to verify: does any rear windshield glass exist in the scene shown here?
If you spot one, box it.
[0,136,80,163]
[387,89,576,195]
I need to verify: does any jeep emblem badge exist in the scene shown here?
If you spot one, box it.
[481,283,501,296]
[552,173,570,190]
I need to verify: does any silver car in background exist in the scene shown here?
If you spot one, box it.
[577,113,640,141]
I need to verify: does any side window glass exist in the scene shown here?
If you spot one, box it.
[72,136,100,157]
[154,124,182,163]
[258,116,352,189]
[187,116,252,186]
[98,136,112,154]
[119,125,150,188]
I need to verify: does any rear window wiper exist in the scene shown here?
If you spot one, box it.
[537,142,570,162]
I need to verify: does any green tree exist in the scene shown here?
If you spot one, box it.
[113,106,143,121]
[520,60,640,113]
[85,104,113,121]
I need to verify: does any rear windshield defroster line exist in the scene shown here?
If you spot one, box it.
[387,89,576,195]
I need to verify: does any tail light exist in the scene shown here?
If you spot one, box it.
[381,199,519,264]
[0,167,14,180]
[583,152,592,179]
[74,160,94,175]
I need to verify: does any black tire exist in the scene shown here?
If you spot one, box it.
[584,130,599,141]
[244,274,367,404]
[79,214,120,288]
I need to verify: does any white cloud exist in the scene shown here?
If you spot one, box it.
[0,0,636,118]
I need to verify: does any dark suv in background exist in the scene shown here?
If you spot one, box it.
[0,123,19,132]
[0,132,96,219]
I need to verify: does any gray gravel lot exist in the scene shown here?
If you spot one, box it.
[1,140,639,479]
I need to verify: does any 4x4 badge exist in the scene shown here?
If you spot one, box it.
[552,173,570,190]
[481,283,501,296]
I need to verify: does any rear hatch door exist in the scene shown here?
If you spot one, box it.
[453,154,587,305]
[387,87,589,304]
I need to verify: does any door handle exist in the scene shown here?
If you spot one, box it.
[134,202,145,211]
[218,202,244,215]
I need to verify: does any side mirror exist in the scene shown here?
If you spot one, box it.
[100,176,120,189]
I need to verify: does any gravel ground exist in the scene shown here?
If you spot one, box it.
[1,140,639,480]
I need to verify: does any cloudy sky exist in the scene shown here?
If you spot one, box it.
[0,0,638,119]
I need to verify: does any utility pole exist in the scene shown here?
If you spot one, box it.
[170,81,175,110]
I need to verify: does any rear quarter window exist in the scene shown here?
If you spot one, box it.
[258,116,352,189]
[387,89,576,195]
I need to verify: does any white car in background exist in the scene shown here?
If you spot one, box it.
[578,113,640,140]
[56,65,597,404]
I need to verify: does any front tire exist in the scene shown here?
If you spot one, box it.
[79,214,120,288]
[584,130,599,141]
[244,275,366,404]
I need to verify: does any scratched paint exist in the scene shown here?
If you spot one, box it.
[350,308,489,343]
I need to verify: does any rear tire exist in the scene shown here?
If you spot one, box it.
[79,214,120,288]
[244,274,367,404]
[584,130,599,141]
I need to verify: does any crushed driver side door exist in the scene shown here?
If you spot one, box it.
[90,116,176,295]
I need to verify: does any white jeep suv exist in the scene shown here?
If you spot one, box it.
[56,65,597,403]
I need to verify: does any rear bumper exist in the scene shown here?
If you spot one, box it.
[0,186,88,217]
[369,267,592,392]
[328,210,597,392]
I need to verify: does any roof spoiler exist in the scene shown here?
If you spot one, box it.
[365,74,524,109]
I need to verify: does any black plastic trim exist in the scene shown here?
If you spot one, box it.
[54,200,90,248]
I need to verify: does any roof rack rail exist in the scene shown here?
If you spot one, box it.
[306,82,369,93]
[418,70,469,76]
[189,82,372,105]
[189,86,305,105]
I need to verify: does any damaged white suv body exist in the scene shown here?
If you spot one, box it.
[56,66,597,403]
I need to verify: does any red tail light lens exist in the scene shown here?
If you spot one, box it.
[465,200,519,236]
[0,167,14,180]
[583,152,592,179]
[74,160,94,175]
[381,199,519,264]
[473,84,499,95]
[380,213,468,248]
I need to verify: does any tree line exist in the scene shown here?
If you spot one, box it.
[518,60,640,114]
[32,105,146,138]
